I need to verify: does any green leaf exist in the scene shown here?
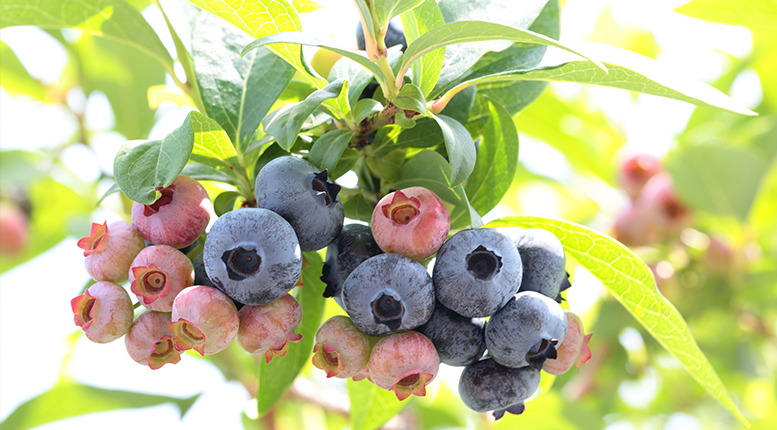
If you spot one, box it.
[428,113,476,187]
[262,79,345,150]
[186,0,322,87]
[242,33,385,89]
[0,41,45,100]
[308,130,354,172]
[256,251,326,417]
[400,0,446,97]
[329,79,352,119]
[0,382,199,430]
[254,142,289,179]
[293,0,322,13]
[446,42,757,116]
[674,0,777,33]
[114,113,194,204]
[664,145,768,220]
[347,379,408,430]
[188,112,249,189]
[354,0,376,38]
[193,13,295,152]
[438,84,475,124]
[392,83,427,114]
[353,99,384,123]
[329,57,375,110]
[157,0,203,111]
[0,0,174,73]
[183,163,236,184]
[343,192,374,223]
[332,148,362,180]
[96,182,121,206]
[374,0,425,30]
[213,191,241,216]
[485,216,750,428]
[366,149,406,183]
[390,150,467,207]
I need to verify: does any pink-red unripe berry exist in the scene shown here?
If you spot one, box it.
[71,281,134,343]
[543,310,592,375]
[312,316,372,379]
[78,221,145,283]
[237,294,302,363]
[132,175,211,248]
[169,286,239,355]
[371,187,450,260]
[618,152,661,200]
[706,236,734,275]
[125,311,181,369]
[129,245,194,312]
[0,202,28,256]
[613,204,659,247]
[638,173,692,237]
[368,331,440,401]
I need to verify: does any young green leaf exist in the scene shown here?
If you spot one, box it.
[343,192,374,223]
[189,112,239,167]
[262,79,345,150]
[256,252,326,417]
[0,41,45,100]
[374,0,425,30]
[193,13,295,152]
[428,113,476,187]
[331,148,362,180]
[308,129,354,172]
[157,0,204,111]
[293,0,323,13]
[347,379,408,430]
[329,57,376,109]
[390,150,467,207]
[114,113,194,204]
[400,0,445,97]
[366,148,406,183]
[392,83,427,114]
[485,216,750,428]
[182,163,237,184]
[353,99,384,123]
[213,191,241,216]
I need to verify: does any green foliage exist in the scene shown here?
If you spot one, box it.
[347,379,408,430]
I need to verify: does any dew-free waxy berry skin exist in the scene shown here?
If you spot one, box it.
[419,302,486,367]
[515,228,566,299]
[433,228,522,318]
[312,315,373,379]
[125,311,180,369]
[321,224,383,308]
[204,208,302,306]
[131,175,211,249]
[458,358,541,415]
[237,294,303,363]
[371,187,450,261]
[71,281,134,343]
[78,221,145,283]
[169,285,239,355]
[368,331,439,401]
[129,245,194,312]
[255,156,344,252]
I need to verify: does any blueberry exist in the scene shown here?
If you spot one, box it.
[418,301,486,367]
[342,253,434,336]
[458,358,541,415]
[203,208,301,306]
[321,224,383,308]
[255,156,344,252]
[433,228,522,318]
[356,20,407,52]
[515,228,566,299]
[485,291,567,369]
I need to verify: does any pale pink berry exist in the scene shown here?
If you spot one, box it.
[78,221,145,282]
[371,187,450,260]
[132,175,211,248]
[237,294,302,363]
[71,281,134,343]
[618,152,661,200]
[706,236,734,276]
[612,204,659,247]
[637,173,692,238]
[368,331,439,401]
[169,286,239,355]
[129,245,194,312]
[0,202,28,256]
[125,311,180,369]
[543,310,593,375]
[312,316,372,379]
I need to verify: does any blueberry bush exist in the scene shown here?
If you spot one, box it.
[2,0,776,429]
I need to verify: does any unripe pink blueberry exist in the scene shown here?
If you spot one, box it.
[618,151,661,200]
[78,221,145,282]
[637,173,692,238]
[125,311,181,369]
[132,175,211,248]
[237,294,302,363]
[129,245,194,312]
[371,187,450,260]
[368,331,439,401]
[169,286,239,355]
[706,236,734,275]
[71,281,134,343]
[543,310,592,375]
[0,202,28,256]
[312,316,372,379]
[612,204,659,247]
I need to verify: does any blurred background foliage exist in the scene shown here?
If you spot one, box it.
[1,0,776,429]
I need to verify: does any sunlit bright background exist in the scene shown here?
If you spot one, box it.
[0,0,767,429]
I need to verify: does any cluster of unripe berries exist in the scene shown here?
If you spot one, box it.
[71,155,592,419]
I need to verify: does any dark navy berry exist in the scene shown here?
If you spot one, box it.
[433,228,522,318]
[203,208,301,306]
[342,253,434,336]
[515,228,566,299]
[485,291,567,369]
[458,358,540,414]
[419,302,486,366]
[321,224,383,308]
[255,156,344,252]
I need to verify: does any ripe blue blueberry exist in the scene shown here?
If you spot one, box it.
[321,224,383,308]
[458,358,541,417]
[433,228,522,318]
[255,156,344,252]
[515,228,566,299]
[203,208,301,306]
[485,291,567,369]
[342,253,434,336]
[418,301,486,367]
